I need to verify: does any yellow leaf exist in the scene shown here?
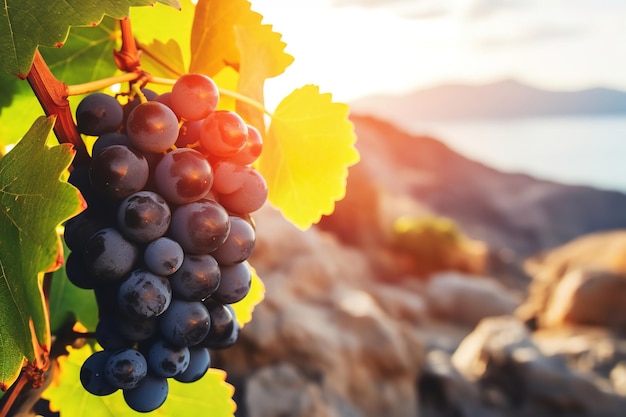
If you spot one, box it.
[189,0,293,130]
[189,0,261,76]
[259,85,360,229]
[213,66,240,112]
[231,265,264,328]
[234,22,293,131]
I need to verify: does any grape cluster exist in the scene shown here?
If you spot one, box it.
[64,74,265,412]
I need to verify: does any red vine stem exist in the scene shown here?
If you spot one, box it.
[26,50,90,167]
[0,368,29,417]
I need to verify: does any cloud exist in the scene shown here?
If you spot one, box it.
[464,0,530,20]
[475,24,585,48]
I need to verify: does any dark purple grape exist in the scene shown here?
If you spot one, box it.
[117,191,171,243]
[123,88,159,120]
[154,148,213,205]
[211,216,255,265]
[117,269,172,319]
[176,119,203,148]
[126,101,180,153]
[200,300,237,349]
[63,211,105,252]
[159,300,210,347]
[65,251,96,290]
[118,317,159,342]
[76,93,123,136]
[169,254,220,301]
[123,373,168,413]
[69,166,115,217]
[83,228,138,282]
[89,145,149,200]
[144,237,184,276]
[96,316,134,351]
[147,339,190,378]
[104,349,148,390]
[169,199,230,254]
[174,347,211,383]
[92,132,131,156]
[212,261,252,304]
[80,350,117,396]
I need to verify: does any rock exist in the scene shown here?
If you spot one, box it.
[425,272,523,327]
[517,231,626,329]
[541,267,626,330]
[451,316,626,415]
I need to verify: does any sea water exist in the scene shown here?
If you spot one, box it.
[403,115,626,193]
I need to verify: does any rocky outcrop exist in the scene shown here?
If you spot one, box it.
[516,230,626,330]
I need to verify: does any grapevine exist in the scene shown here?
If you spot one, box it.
[0,1,359,415]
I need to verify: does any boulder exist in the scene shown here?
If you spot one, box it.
[426,272,522,327]
[451,316,626,415]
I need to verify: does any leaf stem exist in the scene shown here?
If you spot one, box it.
[0,366,29,417]
[26,51,90,167]
[66,72,142,96]
[219,88,274,117]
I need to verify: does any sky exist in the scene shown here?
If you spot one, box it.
[252,0,626,109]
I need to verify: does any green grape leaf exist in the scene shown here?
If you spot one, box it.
[40,17,120,86]
[0,0,181,77]
[231,265,265,328]
[48,243,98,334]
[44,345,236,417]
[259,85,360,229]
[0,116,83,389]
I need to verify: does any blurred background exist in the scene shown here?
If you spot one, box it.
[213,1,626,416]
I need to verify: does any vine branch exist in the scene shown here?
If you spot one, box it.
[26,50,90,167]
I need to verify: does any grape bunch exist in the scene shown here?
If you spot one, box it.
[64,74,265,412]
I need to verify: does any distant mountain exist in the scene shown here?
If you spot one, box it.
[350,79,626,121]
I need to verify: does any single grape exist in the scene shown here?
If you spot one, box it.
[80,351,118,396]
[154,148,213,205]
[200,110,248,157]
[211,216,256,265]
[117,191,171,243]
[174,347,211,383]
[169,199,230,254]
[226,124,263,165]
[92,132,132,156]
[123,88,159,119]
[123,373,168,413]
[126,101,180,153]
[159,300,210,347]
[96,316,134,351]
[104,348,148,390]
[76,93,123,136]
[65,251,96,290]
[118,317,159,342]
[63,211,105,252]
[200,300,237,349]
[169,254,221,301]
[211,161,247,195]
[117,269,172,319]
[211,261,252,304]
[170,73,219,121]
[175,119,203,148]
[147,339,190,378]
[218,167,268,214]
[144,237,184,276]
[83,228,138,282]
[89,145,149,200]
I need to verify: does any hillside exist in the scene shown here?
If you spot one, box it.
[350,79,626,121]
[320,114,626,259]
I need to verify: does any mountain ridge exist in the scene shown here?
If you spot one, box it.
[350,79,626,120]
